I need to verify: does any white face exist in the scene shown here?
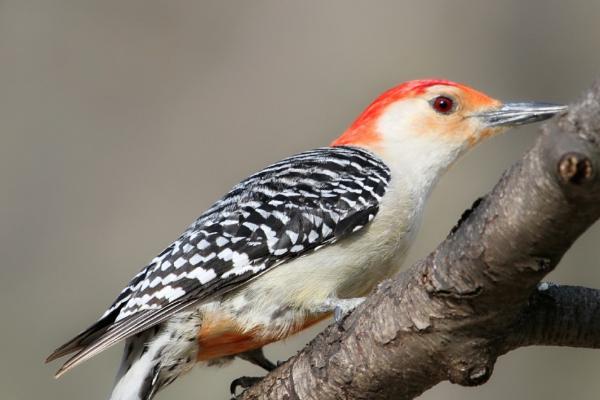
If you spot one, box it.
[377,85,502,150]
[376,85,501,168]
[335,79,565,200]
[372,85,502,187]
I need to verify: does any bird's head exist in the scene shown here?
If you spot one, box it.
[333,79,566,175]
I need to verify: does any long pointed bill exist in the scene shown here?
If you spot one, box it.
[477,102,568,127]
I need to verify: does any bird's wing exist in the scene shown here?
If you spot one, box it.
[48,146,391,375]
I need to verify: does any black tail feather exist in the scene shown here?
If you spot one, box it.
[46,309,118,364]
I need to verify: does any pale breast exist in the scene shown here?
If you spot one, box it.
[217,173,424,336]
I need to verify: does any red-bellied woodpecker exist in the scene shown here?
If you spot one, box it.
[46,79,566,400]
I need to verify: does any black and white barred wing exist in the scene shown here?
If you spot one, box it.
[48,146,391,374]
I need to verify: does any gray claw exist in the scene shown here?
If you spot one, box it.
[334,305,345,324]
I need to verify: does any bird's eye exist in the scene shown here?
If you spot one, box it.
[431,96,455,114]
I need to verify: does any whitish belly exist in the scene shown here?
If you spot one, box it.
[218,183,422,334]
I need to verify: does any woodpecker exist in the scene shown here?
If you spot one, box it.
[46,79,566,400]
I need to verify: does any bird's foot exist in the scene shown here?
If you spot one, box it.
[309,297,366,324]
[333,297,366,323]
[230,376,264,398]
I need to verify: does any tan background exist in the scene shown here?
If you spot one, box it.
[2,1,600,399]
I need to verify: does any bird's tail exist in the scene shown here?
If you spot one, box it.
[109,317,198,400]
[109,329,163,400]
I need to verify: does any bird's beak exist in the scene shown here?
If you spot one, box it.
[476,102,568,127]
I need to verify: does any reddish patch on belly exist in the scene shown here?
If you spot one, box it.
[196,312,330,361]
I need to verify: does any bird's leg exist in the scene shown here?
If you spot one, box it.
[230,348,279,398]
[228,297,365,397]
[236,347,277,371]
[310,297,366,323]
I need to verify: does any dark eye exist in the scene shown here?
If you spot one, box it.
[431,96,455,114]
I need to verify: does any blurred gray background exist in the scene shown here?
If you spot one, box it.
[2,1,600,399]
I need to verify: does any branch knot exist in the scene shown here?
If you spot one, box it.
[447,345,496,387]
[558,152,593,184]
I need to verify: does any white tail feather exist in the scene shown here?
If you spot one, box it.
[109,311,200,400]
[109,332,167,400]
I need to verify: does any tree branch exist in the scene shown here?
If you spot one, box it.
[240,80,600,400]
[503,284,600,352]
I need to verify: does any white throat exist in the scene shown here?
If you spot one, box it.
[374,103,467,204]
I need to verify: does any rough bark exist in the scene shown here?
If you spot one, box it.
[240,80,600,400]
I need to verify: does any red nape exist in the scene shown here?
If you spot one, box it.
[332,79,459,147]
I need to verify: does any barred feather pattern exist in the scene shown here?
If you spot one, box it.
[101,146,391,325]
